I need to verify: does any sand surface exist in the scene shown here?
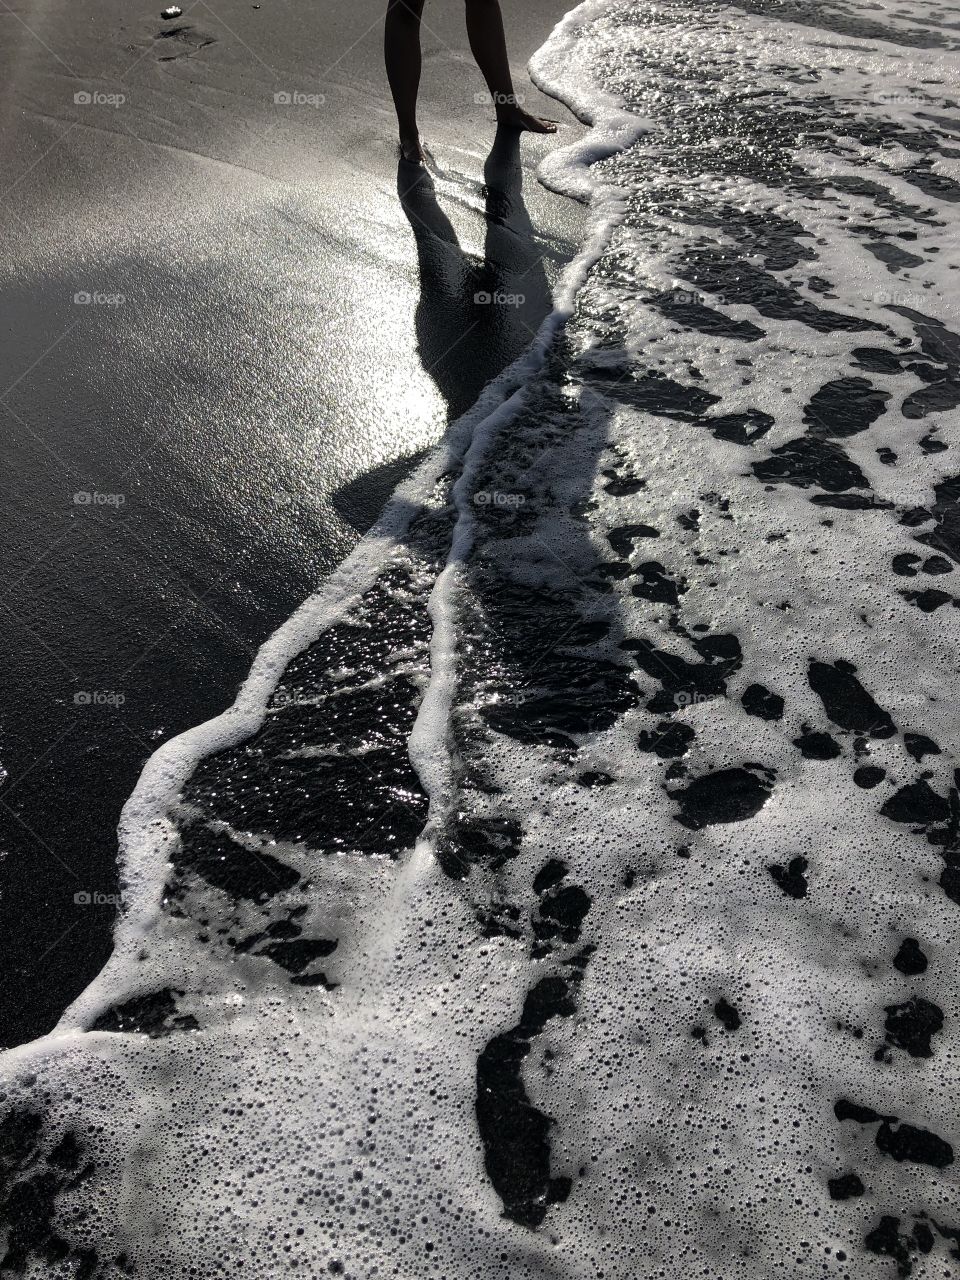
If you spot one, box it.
[0,0,583,1045]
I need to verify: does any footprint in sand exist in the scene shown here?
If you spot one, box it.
[154,23,216,61]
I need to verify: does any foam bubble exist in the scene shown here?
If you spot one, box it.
[3,1,960,1276]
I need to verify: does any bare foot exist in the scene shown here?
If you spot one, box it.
[399,134,427,165]
[495,103,558,133]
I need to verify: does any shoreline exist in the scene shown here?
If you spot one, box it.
[0,0,585,1046]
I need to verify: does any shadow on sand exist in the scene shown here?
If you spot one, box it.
[332,127,556,530]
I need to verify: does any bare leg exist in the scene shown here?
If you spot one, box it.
[385,0,427,162]
[464,0,557,133]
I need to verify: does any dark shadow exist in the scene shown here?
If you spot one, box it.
[330,447,433,531]
[396,127,556,422]
[0,135,564,1051]
[328,129,561,537]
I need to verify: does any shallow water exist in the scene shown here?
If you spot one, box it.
[3,0,960,1276]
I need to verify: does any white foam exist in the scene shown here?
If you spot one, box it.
[4,1,960,1277]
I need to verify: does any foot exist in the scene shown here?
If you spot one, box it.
[399,134,427,165]
[494,103,557,133]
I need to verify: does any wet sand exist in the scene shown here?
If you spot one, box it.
[0,0,583,1045]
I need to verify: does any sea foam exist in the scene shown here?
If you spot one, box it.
[3,1,960,1277]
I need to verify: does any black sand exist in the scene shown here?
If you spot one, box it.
[0,0,583,1046]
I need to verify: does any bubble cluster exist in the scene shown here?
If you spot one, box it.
[3,0,960,1276]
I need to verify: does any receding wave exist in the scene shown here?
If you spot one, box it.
[3,1,960,1276]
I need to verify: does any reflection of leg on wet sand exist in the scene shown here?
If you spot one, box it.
[396,127,553,421]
